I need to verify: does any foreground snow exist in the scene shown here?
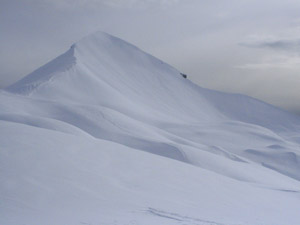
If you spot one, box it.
[1,31,300,225]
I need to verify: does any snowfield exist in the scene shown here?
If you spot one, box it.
[1,31,300,225]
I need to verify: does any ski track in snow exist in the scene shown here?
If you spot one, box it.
[146,208,232,225]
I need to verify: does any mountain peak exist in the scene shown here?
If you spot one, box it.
[73,30,141,56]
[6,30,178,95]
[5,31,131,94]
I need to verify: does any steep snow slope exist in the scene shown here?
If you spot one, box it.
[1,31,300,225]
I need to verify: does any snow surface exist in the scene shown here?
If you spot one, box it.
[1,31,300,225]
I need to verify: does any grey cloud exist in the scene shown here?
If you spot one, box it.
[240,38,300,52]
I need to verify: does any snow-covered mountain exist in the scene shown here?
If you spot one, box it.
[1,31,300,225]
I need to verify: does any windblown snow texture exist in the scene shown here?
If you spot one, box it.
[1,31,300,225]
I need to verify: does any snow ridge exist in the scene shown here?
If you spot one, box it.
[1,31,300,225]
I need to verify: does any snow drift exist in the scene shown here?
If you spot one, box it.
[1,31,300,225]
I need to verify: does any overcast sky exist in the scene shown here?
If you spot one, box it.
[1,0,300,114]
